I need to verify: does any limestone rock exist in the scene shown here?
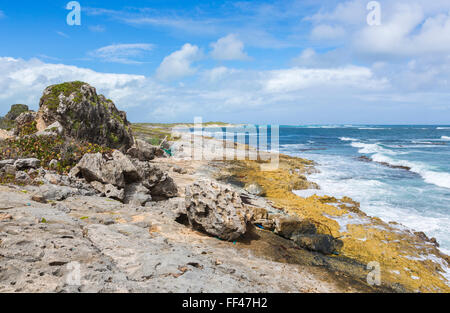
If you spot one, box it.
[37,81,134,150]
[126,139,158,161]
[184,180,250,241]
[130,159,178,200]
[14,158,41,170]
[123,183,152,206]
[0,159,15,168]
[244,182,264,196]
[74,151,139,188]
[14,111,37,136]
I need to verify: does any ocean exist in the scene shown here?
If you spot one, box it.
[202,125,450,255]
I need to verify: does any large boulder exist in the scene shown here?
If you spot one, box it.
[126,139,159,161]
[72,150,139,188]
[183,180,251,241]
[37,81,134,150]
[130,159,178,200]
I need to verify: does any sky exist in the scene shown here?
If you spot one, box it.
[1,0,450,124]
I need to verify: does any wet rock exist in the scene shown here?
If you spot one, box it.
[184,180,250,241]
[274,216,317,239]
[37,81,134,151]
[14,158,41,170]
[291,234,343,255]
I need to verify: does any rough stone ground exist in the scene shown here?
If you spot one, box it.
[0,184,366,293]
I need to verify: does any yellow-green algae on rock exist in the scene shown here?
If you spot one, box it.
[222,154,450,292]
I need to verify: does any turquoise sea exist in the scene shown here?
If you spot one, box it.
[203,125,450,254]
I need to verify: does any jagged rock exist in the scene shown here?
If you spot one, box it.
[0,159,15,168]
[74,151,139,188]
[44,173,62,185]
[14,158,41,170]
[183,180,251,241]
[291,234,343,255]
[244,182,264,196]
[35,121,64,136]
[3,164,16,176]
[274,216,317,239]
[126,139,158,161]
[34,184,75,201]
[90,181,124,201]
[130,159,178,200]
[123,183,152,206]
[15,171,30,183]
[37,81,134,151]
[14,111,37,136]
[171,165,187,174]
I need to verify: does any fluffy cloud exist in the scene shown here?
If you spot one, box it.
[156,44,202,81]
[263,66,388,93]
[310,24,346,40]
[0,57,146,112]
[88,43,154,64]
[210,34,249,61]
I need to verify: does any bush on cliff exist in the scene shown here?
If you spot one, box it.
[0,135,111,174]
[0,104,30,130]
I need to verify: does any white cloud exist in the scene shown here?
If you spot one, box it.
[263,66,388,93]
[156,44,202,81]
[310,24,346,40]
[89,43,154,64]
[210,34,249,61]
[0,57,146,112]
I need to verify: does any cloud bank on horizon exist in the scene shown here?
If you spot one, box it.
[0,0,450,124]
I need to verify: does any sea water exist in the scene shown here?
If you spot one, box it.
[202,125,450,255]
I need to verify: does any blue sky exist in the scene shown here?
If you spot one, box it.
[1,0,450,124]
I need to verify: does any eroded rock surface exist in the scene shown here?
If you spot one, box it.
[183,180,251,241]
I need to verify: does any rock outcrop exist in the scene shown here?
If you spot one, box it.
[182,180,251,241]
[36,81,134,151]
[71,150,177,204]
[0,104,29,130]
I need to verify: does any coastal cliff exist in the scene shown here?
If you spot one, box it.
[0,82,448,293]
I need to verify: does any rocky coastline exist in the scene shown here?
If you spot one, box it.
[0,81,448,293]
